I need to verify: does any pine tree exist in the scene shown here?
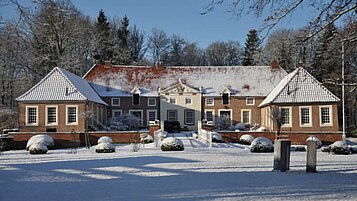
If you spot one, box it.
[242,29,261,66]
[115,15,132,64]
[94,9,112,63]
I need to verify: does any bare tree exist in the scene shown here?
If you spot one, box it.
[206,41,241,66]
[148,28,170,64]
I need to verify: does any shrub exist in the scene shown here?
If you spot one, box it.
[211,132,223,143]
[161,137,184,151]
[239,134,255,145]
[29,143,48,154]
[95,142,115,153]
[250,137,274,153]
[329,141,350,155]
[234,123,246,131]
[97,136,113,144]
[140,135,154,144]
[215,115,232,130]
[26,134,54,151]
[109,113,141,131]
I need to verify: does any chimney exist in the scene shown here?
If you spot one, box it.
[155,61,165,69]
[271,59,278,69]
[104,60,112,68]
[298,59,304,68]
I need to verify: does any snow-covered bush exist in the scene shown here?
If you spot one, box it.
[250,137,274,153]
[96,142,115,153]
[234,123,246,131]
[97,136,113,144]
[329,141,350,155]
[26,134,54,151]
[215,115,232,130]
[321,146,331,152]
[211,132,223,143]
[239,134,255,145]
[109,113,141,131]
[349,145,357,153]
[256,126,268,132]
[291,145,306,152]
[161,137,184,151]
[140,135,154,144]
[306,136,322,149]
[29,143,48,154]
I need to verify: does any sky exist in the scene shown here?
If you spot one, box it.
[0,0,313,48]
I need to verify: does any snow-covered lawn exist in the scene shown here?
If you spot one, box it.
[1,143,357,201]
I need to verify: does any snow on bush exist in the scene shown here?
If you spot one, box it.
[97,136,113,144]
[161,137,184,151]
[291,145,306,152]
[96,142,115,153]
[239,134,255,145]
[29,143,48,154]
[211,132,223,143]
[250,137,274,153]
[349,145,357,153]
[256,126,268,132]
[141,135,154,144]
[110,113,141,131]
[234,123,246,131]
[26,134,54,151]
[306,136,322,149]
[215,115,232,130]
[329,141,350,155]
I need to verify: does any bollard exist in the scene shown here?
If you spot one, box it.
[273,139,291,172]
[306,139,317,173]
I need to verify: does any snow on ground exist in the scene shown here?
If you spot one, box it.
[1,142,357,201]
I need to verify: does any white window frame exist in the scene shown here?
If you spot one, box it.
[299,106,312,127]
[111,98,120,106]
[66,105,78,125]
[148,98,156,106]
[205,109,215,124]
[246,97,255,105]
[129,109,143,126]
[112,109,122,119]
[280,107,292,127]
[45,105,58,126]
[319,105,333,126]
[169,98,176,104]
[167,110,178,121]
[25,106,38,126]
[147,110,157,125]
[184,110,195,125]
[241,109,251,124]
[185,97,192,105]
[206,97,214,106]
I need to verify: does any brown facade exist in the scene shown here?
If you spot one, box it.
[18,101,107,133]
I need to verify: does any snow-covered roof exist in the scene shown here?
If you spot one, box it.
[84,64,287,97]
[259,67,340,107]
[16,67,107,105]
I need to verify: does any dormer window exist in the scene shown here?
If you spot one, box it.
[222,93,229,105]
[133,94,140,105]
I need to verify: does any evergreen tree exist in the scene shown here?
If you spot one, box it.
[94,9,112,63]
[128,25,147,64]
[242,29,261,66]
[115,15,132,64]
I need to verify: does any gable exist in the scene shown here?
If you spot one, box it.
[259,67,340,107]
[160,82,200,94]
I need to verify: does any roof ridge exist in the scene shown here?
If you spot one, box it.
[57,68,87,101]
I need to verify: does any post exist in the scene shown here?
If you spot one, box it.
[342,40,346,143]
[273,139,291,172]
[306,139,317,173]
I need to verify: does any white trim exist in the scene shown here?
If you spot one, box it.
[112,109,122,119]
[111,98,120,106]
[147,110,157,125]
[206,97,214,106]
[25,105,38,126]
[204,109,215,123]
[148,98,157,106]
[218,109,233,125]
[66,105,78,125]
[241,109,251,124]
[280,107,292,127]
[129,109,143,125]
[319,105,333,126]
[299,106,312,127]
[45,105,58,126]
[184,109,195,125]
[246,97,255,105]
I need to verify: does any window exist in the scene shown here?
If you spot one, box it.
[184,110,195,125]
[280,107,292,127]
[206,97,214,106]
[26,106,38,126]
[169,98,176,104]
[185,98,192,105]
[130,110,143,125]
[46,106,57,125]
[300,107,311,127]
[147,110,157,122]
[112,110,122,119]
[132,94,140,105]
[66,105,78,125]
[167,110,177,121]
[320,106,332,126]
[111,98,120,106]
[148,98,156,106]
[241,109,251,124]
[222,93,229,105]
[205,110,214,123]
[246,97,255,105]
